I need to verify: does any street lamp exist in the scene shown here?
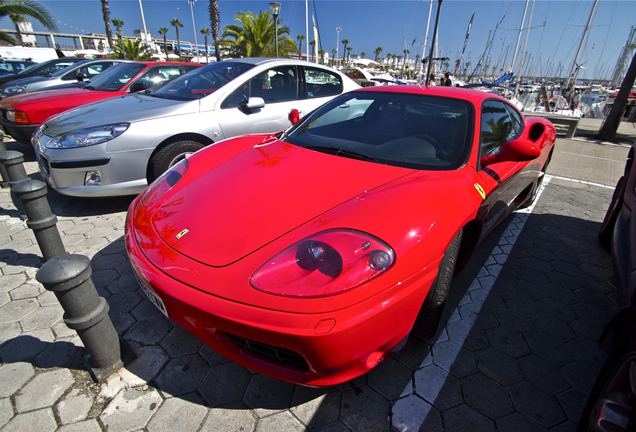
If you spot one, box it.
[269,2,281,58]
[116,28,126,59]
[336,27,341,66]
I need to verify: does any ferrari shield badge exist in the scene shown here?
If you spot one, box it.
[175,229,190,240]
[474,183,486,200]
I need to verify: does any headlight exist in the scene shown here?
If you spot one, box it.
[141,159,188,205]
[250,230,395,298]
[2,85,27,97]
[6,110,30,124]
[45,123,129,149]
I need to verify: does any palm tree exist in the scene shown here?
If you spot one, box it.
[318,49,325,65]
[111,39,152,61]
[331,48,336,66]
[347,46,352,63]
[0,0,57,45]
[360,51,366,59]
[341,38,349,65]
[158,27,169,61]
[222,10,294,58]
[309,40,316,61]
[111,17,124,32]
[170,18,184,57]
[200,28,210,63]
[401,48,409,77]
[374,46,382,62]
[208,0,221,61]
[100,0,113,49]
[296,34,305,59]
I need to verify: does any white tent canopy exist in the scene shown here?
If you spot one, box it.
[352,58,380,68]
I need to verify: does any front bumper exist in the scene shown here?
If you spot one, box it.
[0,117,36,144]
[32,132,151,197]
[124,197,437,386]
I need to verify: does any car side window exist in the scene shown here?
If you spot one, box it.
[480,100,519,157]
[222,66,297,108]
[304,67,342,99]
[37,62,77,76]
[63,62,113,81]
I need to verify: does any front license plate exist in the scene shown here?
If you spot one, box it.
[136,277,169,318]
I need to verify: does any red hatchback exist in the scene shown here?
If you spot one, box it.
[125,86,556,386]
[0,61,200,144]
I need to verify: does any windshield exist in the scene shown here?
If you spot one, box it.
[282,91,474,170]
[151,61,254,101]
[84,63,146,92]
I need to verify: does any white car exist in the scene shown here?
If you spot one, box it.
[32,58,359,197]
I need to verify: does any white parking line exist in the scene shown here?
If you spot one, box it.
[392,176,552,431]
[559,152,625,163]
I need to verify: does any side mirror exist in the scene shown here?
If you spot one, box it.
[480,139,541,167]
[76,72,88,82]
[288,109,300,124]
[239,97,265,114]
[129,81,148,93]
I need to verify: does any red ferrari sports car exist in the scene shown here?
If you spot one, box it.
[125,85,556,386]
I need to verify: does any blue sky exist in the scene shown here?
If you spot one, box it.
[4,0,636,82]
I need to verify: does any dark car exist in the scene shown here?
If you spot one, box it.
[578,144,636,430]
[0,58,36,76]
[0,58,83,86]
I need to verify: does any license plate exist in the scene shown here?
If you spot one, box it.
[136,276,169,318]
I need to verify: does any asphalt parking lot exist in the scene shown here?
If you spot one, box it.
[0,119,634,432]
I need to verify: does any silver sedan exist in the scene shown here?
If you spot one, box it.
[32,58,360,197]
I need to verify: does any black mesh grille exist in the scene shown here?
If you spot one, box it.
[226,333,309,371]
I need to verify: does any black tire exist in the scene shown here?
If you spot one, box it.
[519,172,545,209]
[599,175,626,251]
[149,140,204,182]
[412,229,463,341]
[577,325,636,432]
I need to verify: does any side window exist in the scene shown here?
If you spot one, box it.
[304,67,342,99]
[480,100,517,157]
[37,62,76,76]
[221,66,297,108]
[63,62,112,81]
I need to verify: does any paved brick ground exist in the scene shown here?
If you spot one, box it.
[0,133,631,431]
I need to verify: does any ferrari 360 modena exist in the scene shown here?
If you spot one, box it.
[125,85,556,386]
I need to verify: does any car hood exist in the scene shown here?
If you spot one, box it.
[150,139,414,267]
[42,93,197,135]
[0,87,111,109]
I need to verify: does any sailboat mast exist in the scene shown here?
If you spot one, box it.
[306,0,309,61]
[422,0,434,80]
[515,0,535,93]
[510,0,529,82]
[564,0,599,90]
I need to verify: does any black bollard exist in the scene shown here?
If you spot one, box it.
[12,180,66,261]
[0,150,29,187]
[0,135,9,188]
[37,254,135,382]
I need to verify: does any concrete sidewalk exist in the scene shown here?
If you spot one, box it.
[0,122,634,431]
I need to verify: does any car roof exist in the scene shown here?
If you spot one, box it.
[227,57,337,69]
[350,84,512,106]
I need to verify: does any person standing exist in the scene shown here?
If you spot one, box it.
[444,73,452,86]
[428,73,436,86]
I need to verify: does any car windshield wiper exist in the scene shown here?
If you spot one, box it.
[304,145,378,162]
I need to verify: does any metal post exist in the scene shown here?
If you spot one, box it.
[0,133,9,188]
[425,0,444,83]
[12,180,66,262]
[37,254,135,382]
[0,150,29,187]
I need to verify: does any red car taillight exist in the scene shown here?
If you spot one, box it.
[250,230,395,298]
[141,159,188,206]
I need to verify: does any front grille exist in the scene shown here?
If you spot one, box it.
[38,154,50,176]
[226,333,309,371]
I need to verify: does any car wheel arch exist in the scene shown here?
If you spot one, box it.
[146,133,213,181]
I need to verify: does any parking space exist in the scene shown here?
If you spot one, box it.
[0,134,631,432]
